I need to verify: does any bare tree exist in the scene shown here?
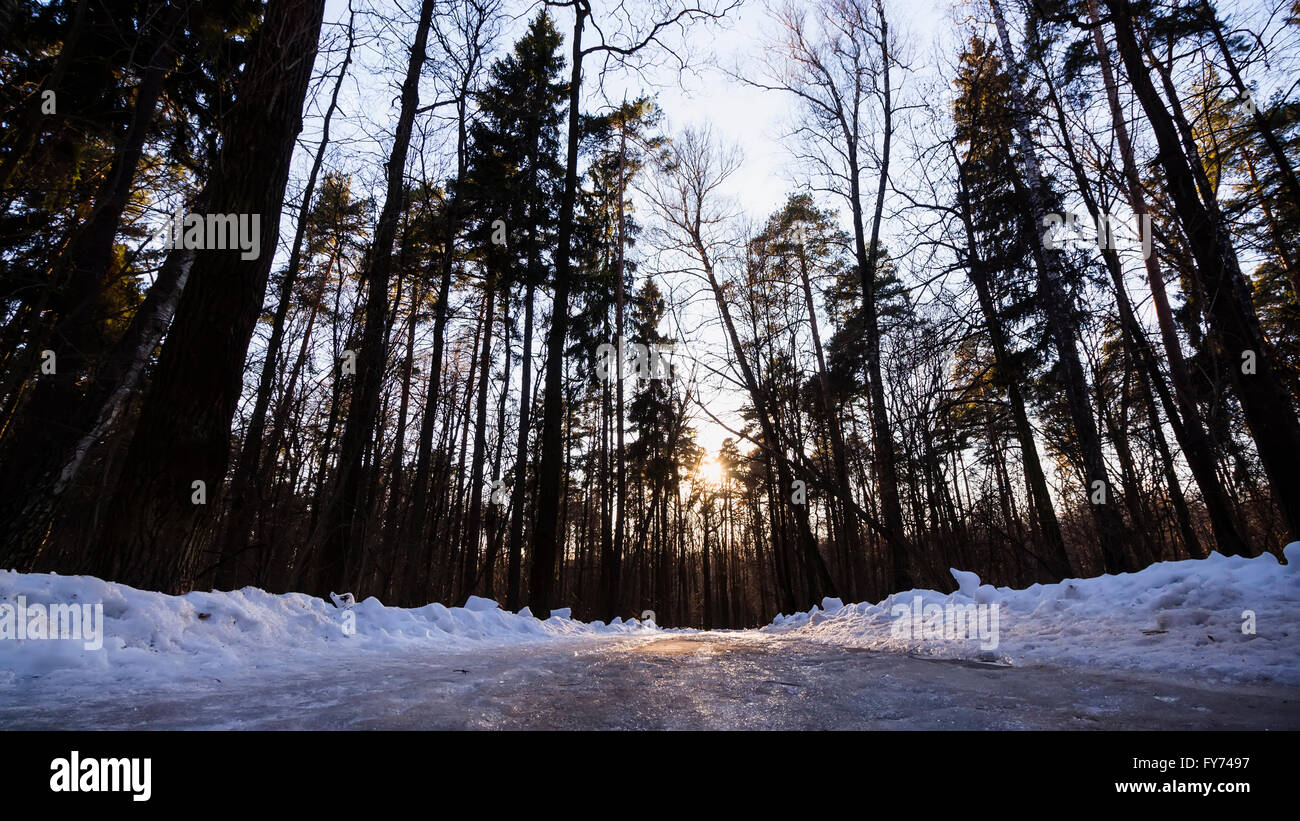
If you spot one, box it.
[644,126,837,603]
[742,0,915,589]
[404,0,503,599]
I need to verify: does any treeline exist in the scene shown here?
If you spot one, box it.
[0,0,1297,628]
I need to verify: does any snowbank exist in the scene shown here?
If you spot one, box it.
[765,544,1300,685]
[0,571,655,687]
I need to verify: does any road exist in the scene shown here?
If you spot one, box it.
[2,633,1296,729]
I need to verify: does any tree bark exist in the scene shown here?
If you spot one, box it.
[1105,0,1300,541]
[93,0,328,593]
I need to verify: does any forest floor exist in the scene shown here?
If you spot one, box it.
[3,632,1296,730]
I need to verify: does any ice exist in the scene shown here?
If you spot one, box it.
[3,631,1295,730]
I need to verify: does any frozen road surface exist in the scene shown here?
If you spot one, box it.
[2,633,1296,730]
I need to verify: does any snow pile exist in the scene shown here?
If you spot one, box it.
[0,571,655,687]
[765,544,1300,685]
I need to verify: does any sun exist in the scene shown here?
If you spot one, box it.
[697,456,724,485]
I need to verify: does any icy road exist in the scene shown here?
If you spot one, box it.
[2,633,1296,730]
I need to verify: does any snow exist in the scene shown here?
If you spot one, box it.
[951,568,980,598]
[2,545,1296,706]
[462,595,499,612]
[765,544,1300,685]
[0,571,656,689]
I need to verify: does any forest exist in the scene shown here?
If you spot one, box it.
[0,0,1297,629]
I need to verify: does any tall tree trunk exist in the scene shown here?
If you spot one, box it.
[1105,0,1300,541]
[696,236,836,603]
[600,122,629,620]
[1085,0,1249,556]
[92,0,327,593]
[478,294,514,598]
[408,89,473,602]
[1034,45,1205,561]
[458,270,497,601]
[990,0,1136,573]
[505,281,536,610]
[530,2,586,617]
[796,229,865,597]
[0,3,183,570]
[954,156,1072,580]
[849,0,911,591]
[214,8,355,588]
[314,0,436,595]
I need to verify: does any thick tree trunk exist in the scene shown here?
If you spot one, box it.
[92,0,327,593]
[214,10,354,588]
